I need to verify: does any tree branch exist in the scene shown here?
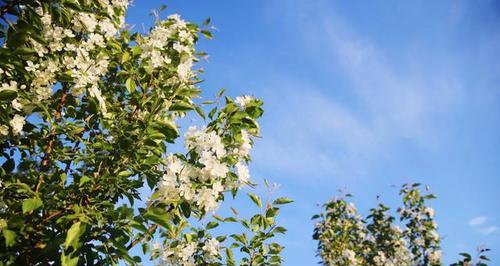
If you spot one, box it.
[127,224,158,250]
[36,88,68,193]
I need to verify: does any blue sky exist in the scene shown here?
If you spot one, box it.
[127,1,500,264]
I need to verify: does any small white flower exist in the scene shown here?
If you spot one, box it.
[342,249,357,265]
[177,61,192,81]
[238,130,252,156]
[427,250,442,263]
[9,115,25,135]
[88,86,107,115]
[235,161,250,184]
[166,154,184,174]
[235,95,253,108]
[424,207,435,218]
[100,19,118,38]
[0,125,9,136]
[11,99,22,111]
[88,33,105,47]
[25,61,39,72]
[203,238,219,256]
[1,81,18,92]
[78,13,97,33]
[179,242,196,261]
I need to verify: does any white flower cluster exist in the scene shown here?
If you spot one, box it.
[26,1,127,115]
[158,238,219,266]
[339,249,358,266]
[235,95,253,108]
[139,14,196,82]
[1,1,129,137]
[314,200,367,266]
[157,126,252,213]
[368,226,411,266]
[160,242,196,266]
[398,190,441,265]
[202,238,219,257]
[0,81,25,136]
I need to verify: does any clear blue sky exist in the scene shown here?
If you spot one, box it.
[127,1,500,264]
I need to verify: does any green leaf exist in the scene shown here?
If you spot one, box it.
[125,78,137,93]
[151,120,179,141]
[224,217,238,223]
[61,251,79,266]
[273,226,287,234]
[13,47,36,55]
[169,101,194,111]
[265,207,279,218]
[180,202,191,218]
[143,207,171,229]
[121,52,131,63]
[195,106,205,119]
[248,193,262,208]
[131,46,142,56]
[118,170,133,177]
[272,197,294,205]
[201,29,213,40]
[22,198,43,214]
[0,89,18,102]
[64,221,87,250]
[206,221,219,230]
[208,107,217,119]
[203,17,211,26]
[217,87,225,97]
[79,176,91,186]
[2,229,17,247]
[226,248,235,266]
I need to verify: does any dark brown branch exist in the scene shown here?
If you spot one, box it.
[36,88,68,193]
[127,224,158,250]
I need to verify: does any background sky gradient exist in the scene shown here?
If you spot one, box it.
[127,1,500,264]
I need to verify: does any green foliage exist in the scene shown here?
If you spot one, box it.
[312,184,491,266]
[0,1,289,265]
[450,249,491,266]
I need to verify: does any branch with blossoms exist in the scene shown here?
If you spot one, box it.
[312,183,491,266]
[0,1,291,265]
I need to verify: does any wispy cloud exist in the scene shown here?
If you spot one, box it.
[479,226,498,235]
[255,1,464,182]
[469,216,487,227]
[469,216,498,235]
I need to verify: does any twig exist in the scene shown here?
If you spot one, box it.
[36,88,68,193]
[127,224,158,250]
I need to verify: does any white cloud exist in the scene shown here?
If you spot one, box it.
[479,226,498,235]
[468,216,498,235]
[254,1,465,182]
[469,216,487,227]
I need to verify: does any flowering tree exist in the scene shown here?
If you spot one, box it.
[312,184,490,266]
[0,1,290,265]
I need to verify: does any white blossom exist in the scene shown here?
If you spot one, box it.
[196,187,220,213]
[203,238,219,257]
[342,249,357,265]
[9,115,25,135]
[424,207,435,218]
[235,95,253,108]
[427,250,441,264]
[0,125,9,136]
[11,99,22,111]
[179,242,196,261]
[235,161,250,184]
[238,130,252,156]
[1,81,18,92]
